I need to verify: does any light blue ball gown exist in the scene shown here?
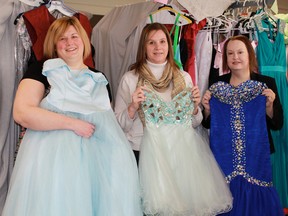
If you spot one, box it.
[2,58,142,216]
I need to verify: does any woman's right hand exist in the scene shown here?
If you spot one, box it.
[13,79,96,138]
[201,90,212,118]
[128,86,146,119]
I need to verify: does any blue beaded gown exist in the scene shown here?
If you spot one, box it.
[139,86,233,216]
[209,80,284,216]
[2,58,143,216]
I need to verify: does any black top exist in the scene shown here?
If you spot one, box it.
[22,60,112,102]
[202,72,284,153]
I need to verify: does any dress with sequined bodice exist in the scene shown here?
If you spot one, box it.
[139,87,233,216]
[209,80,284,216]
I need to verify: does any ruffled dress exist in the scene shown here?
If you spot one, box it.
[209,80,284,216]
[2,58,142,216]
[139,87,233,216]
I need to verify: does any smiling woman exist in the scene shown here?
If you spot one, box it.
[201,35,284,216]
[114,22,233,216]
[43,17,91,70]
[2,16,142,216]
[145,30,169,64]
[54,25,87,68]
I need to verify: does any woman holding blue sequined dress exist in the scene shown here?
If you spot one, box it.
[115,22,233,216]
[201,35,284,216]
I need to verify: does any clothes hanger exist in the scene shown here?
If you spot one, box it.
[245,3,279,40]
[216,15,234,33]
[18,0,44,7]
[148,4,192,26]
[46,0,77,16]
[203,17,223,31]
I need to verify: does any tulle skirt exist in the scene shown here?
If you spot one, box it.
[2,101,142,216]
[139,124,233,216]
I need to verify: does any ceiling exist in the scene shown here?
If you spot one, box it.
[65,0,146,15]
[64,0,288,15]
[270,0,288,13]
[277,0,288,13]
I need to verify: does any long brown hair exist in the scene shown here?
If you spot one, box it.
[129,22,179,72]
[222,35,258,73]
[43,16,91,60]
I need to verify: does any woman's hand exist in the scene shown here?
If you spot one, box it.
[72,119,96,138]
[262,88,275,107]
[128,86,146,119]
[201,90,212,119]
[262,88,275,118]
[13,79,96,138]
[191,86,201,115]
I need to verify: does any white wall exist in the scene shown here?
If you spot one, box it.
[64,0,149,15]
[64,0,288,15]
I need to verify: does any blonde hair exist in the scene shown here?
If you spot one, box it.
[43,16,91,60]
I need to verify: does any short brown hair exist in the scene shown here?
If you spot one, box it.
[222,35,258,73]
[43,16,91,60]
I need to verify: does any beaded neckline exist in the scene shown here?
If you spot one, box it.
[209,80,267,104]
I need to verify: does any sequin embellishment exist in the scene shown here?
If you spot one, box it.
[210,80,272,187]
[141,88,194,128]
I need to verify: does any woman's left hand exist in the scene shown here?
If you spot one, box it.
[191,86,201,115]
[262,88,275,118]
[262,88,275,107]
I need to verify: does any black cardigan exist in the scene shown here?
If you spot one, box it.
[202,72,284,153]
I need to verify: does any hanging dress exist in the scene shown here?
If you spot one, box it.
[139,86,233,216]
[254,15,288,208]
[182,19,207,85]
[209,80,284,216]
[2,58,142,216]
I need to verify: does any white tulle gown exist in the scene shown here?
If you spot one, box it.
[139,87,233,216]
